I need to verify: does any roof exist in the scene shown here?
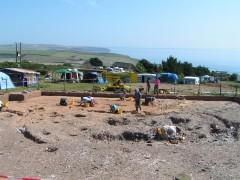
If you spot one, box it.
[90,72,98,75]
[54,69,71,73]
[184,76,200,79]
[78,68,106,73]
[138,73,156,76]
[201,75,211,78]
[0,71,10,77]
[3,68,40,74]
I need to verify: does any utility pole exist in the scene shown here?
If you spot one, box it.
[15,42,22,66]
[15,42,18,63]
[20,42,22,64]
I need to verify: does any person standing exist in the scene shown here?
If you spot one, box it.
[154,77,160,95]
[146,77,151,94]
[120,89,127,101]
[134,89,141,111]
[23,78,28,89]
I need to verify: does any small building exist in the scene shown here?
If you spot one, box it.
[184,76,200,85]
[1,68,40,87]
[112,62,135,70]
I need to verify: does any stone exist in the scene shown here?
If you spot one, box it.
[175,172,192,180]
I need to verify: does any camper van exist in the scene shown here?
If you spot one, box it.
[184,76,200,85]
[113,67,125,73]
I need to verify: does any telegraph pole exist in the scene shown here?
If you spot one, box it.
[20,42,22,64]
[15,42,18,63]
[15,42,22,66]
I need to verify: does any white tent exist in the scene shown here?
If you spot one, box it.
[0,72,15,89]
[184,76,200,85]
[137,73,156,83]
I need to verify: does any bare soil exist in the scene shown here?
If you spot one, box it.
[0,95,240,180]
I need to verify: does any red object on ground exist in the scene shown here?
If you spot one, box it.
[0,175,41,180]
[0,175,9,178]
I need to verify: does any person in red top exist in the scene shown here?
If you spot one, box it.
[154,77,160,95]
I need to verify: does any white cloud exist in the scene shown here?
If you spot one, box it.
[87,0,100,8]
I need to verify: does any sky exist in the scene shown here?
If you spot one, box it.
[1,0,240,49]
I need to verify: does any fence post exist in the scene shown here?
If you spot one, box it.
[6,79,8,92]
[198,83,201,95]
[236,85,238,96]
[220,83,222,95]
[38,79,40,90]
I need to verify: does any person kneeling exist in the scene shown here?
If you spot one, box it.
[155,125,181,141]
[81,96,95,107]
[109,104,119,114]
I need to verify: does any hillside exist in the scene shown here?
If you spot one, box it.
[0,44,110,52]
[0,44,139,66]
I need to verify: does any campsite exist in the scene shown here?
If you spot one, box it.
[0,50,239,180]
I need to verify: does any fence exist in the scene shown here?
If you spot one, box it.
[2,80,239,97]
[155,83,239,96]
[39,81,240,96]
[0,79,40,92]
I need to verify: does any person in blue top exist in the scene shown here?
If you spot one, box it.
[109,104,119,113]
[134,89,141,111]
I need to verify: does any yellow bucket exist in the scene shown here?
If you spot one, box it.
[157,128,162,135]
[70,100,74,105]
[84,103,90,107]
[3,102,8,107]
[129,97,133,101]
[117,108,123,114]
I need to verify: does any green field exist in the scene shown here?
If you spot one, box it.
[0,44,138,66]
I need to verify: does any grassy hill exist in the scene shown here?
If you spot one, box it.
[0,44,139,67]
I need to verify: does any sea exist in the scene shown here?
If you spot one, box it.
[109,47,240,75]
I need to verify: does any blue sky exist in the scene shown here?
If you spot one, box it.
[1,0,240,49]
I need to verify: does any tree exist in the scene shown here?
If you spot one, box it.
[62,63,73,69]
[89,57,103,67]
[229,73,238,81]
[135,62,146,73]
[182,61,193,76]
[194,66,210,76]
[136,59,158,73]
[162,56,179,74]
